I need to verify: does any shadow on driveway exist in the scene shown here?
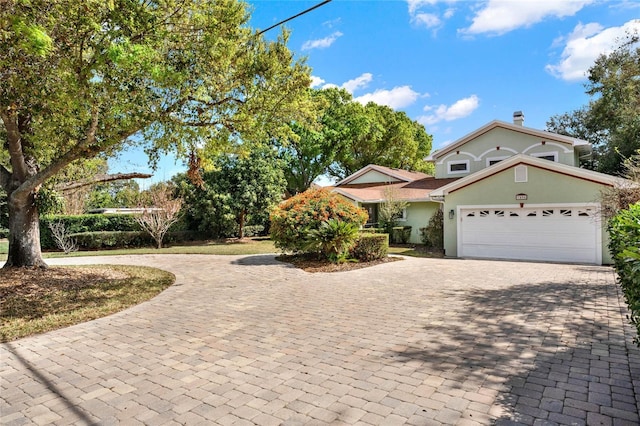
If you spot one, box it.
[388,279,640,424]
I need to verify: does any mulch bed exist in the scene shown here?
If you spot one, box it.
[276,253,402,273]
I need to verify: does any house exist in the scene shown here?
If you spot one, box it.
[331,165,457,244]
[332,111,626,265]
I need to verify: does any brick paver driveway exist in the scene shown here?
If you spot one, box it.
[2,255,640,425]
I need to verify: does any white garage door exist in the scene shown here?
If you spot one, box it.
[459,206,601,264]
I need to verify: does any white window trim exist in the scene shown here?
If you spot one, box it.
[531,151,558,162]
[486,156,509,167]
[448,160,470,175]
[395,208,408,222]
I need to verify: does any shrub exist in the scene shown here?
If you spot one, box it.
[270,188,367,253]
[350,233,388,262]
[391,226,412,244]
[304,219,360,263]
[40,214,142,249]
[242,225,265,237]
[71,231,153,249]
[608,202,640,346]
[420,209,444,249]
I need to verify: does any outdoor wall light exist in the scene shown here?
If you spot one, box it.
[449,209,455,219]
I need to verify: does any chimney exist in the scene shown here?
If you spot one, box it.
[513,111,524,126]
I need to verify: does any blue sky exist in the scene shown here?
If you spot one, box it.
[111,0,640,185]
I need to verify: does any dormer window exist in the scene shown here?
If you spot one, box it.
[448,160,469,174]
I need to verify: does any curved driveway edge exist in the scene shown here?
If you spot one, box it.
[1,254,639,425]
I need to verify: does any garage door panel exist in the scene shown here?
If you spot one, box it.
[459,207,600,264]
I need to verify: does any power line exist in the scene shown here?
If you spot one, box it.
[257,0,333,35]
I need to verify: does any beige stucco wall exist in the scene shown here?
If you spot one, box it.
[434,127,576,178]
[442,164,612,264]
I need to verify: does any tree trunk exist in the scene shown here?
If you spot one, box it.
[3,189,47,269]
[237,210,246,239]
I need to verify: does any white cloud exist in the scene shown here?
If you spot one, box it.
[341,73,373,93]
[418,95,480,125]
[462,0,594,36]
[310,76,325,88]
[546,19,640,81]
[354,86,421,109]
[412,13,441,28]
[407,0,449,30]
[301,31,343,50]
[407,0,438,16]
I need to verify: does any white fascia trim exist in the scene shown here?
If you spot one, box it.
[430,154,625,198]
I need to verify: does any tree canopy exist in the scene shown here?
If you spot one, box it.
[546,34,640,174]
[0,0,312,267]
[277,88,434,194]
[175,148,286,239]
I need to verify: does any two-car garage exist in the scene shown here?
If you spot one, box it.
[458,205,602,264]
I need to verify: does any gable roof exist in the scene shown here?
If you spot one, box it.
[429,154,625,198]
[336,164,430,186]
[333,177,459,203]
[426,120,592,161]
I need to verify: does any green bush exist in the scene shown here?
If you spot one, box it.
[350,233,388,262]
[39,214,192,249]
[360,227,385,234]
[391,226,412,244]
[71,231,152,249]
[270,188,367,253]
[304,219,360,263]
[608,203,640,346]
[420,209,444,249]
[69,230,203,250]
[242,225,265,237]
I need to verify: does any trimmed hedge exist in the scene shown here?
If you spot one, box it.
[40,214,193,250]
[69,230,204,250]
[40,214,141,249]
[608,203,640,346]
[350,233,389,262]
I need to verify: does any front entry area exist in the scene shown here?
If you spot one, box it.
[458,205,602,264]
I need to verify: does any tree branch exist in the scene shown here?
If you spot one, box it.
[55,172,153,192]
[0,165,10,192]
[1,107,29,182]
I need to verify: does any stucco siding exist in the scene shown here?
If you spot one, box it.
[349,170,402,184]
[442,164,612,263]
[434,127,576,178]
[400,202,441,244]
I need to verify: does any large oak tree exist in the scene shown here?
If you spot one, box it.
[0,0,312,268]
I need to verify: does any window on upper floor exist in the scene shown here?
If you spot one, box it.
[448,160,469,174]
[486,156,509,167]
[531,152,558,162]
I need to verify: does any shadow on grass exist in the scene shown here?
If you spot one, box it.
[387,276,640,424]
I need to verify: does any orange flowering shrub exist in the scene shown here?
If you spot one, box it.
[270,188,368,253]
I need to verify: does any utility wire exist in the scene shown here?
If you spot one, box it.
[257,0,333,35]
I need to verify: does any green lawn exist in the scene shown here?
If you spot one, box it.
[0,238,276,262]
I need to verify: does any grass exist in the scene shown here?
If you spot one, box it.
[0,265,174,342]
[0,238,276,262]
[388,245,445,258]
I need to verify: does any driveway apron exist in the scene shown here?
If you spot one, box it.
[1,255,639,425]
